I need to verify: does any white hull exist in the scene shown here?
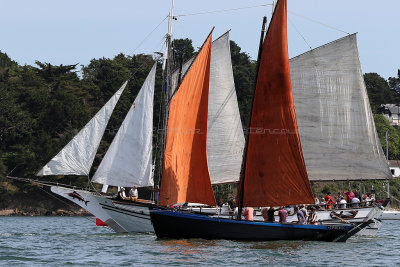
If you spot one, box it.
[380,210,400,220]
[51,186,153,233]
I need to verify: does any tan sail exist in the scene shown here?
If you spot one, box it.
[241,0,314,207]
[159,32,216,207]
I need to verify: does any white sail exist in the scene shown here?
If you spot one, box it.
[289,34,391,181]
[207,32,245,184]
[170,57,194,95]
[37,81,128,176]
[92,63,156,187]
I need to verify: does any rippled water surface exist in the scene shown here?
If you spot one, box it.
[1,216,399,266]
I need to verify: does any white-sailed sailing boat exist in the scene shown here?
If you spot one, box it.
[40,63,157,233]
[38,30,244,233]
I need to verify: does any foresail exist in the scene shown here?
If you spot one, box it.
[36,81,128,176]
[207,32,245,184]
[92,63,156,187]
[241,0,314,207]
[169,33,245,184]
[159,32,215,207]
[290,34,391,180]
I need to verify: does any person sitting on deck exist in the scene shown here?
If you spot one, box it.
[228,196,236,212]
[243,207,254,221]
[351,196,360,207]
[129,186,138,201]
[261,207,269,222]
[116,187,126,200]
[339,198,347,208]
[336,192,342,207]
[314,195,320,205]
[308,207,318,225]
[217,198,224,207]
[364,193,372,206]
[297,205,306,224]
[324,193,333,209]
[278,206,288,223]
[301,205,309,221]
[345,190,355,203]
[267,207,275,222]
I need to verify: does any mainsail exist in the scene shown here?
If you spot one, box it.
[290,34,391,181]
[241,0,314,207]
[92,63,157,187]
[159,32,215,207]
[207,32,245,184]
[37,81,128,176]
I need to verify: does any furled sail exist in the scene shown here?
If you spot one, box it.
[92,63,156,187]
[207,32,245,184]
[159,32,216,207]
[290,34,391,181]
[241,0,314,207]
[36,81,128,176]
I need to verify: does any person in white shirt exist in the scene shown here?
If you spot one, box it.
[351,196,360,207]
[129,186,138,201]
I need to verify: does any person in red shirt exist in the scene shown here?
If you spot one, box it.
[324,192,334,209]
[345,191,355,203]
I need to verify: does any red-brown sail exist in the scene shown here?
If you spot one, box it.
[241,0,314,207]
[159,32,216,207]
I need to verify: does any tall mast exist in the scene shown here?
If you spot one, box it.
[158,0,174,189]
[237,16,267,220]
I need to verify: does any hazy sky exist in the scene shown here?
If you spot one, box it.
[1,0,399,79]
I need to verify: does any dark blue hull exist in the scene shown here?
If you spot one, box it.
[150,210,369,242]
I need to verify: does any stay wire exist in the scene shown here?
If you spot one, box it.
[175,4,272,17]
[288,10,350,35]
[130,15,169,56]
[288,17,312,50]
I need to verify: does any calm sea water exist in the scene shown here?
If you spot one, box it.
[1,216,399,266]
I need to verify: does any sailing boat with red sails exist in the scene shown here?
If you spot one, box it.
[150,0,371,242]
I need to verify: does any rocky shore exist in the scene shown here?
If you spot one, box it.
[0,189,92,217]
[0,208,92,216]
